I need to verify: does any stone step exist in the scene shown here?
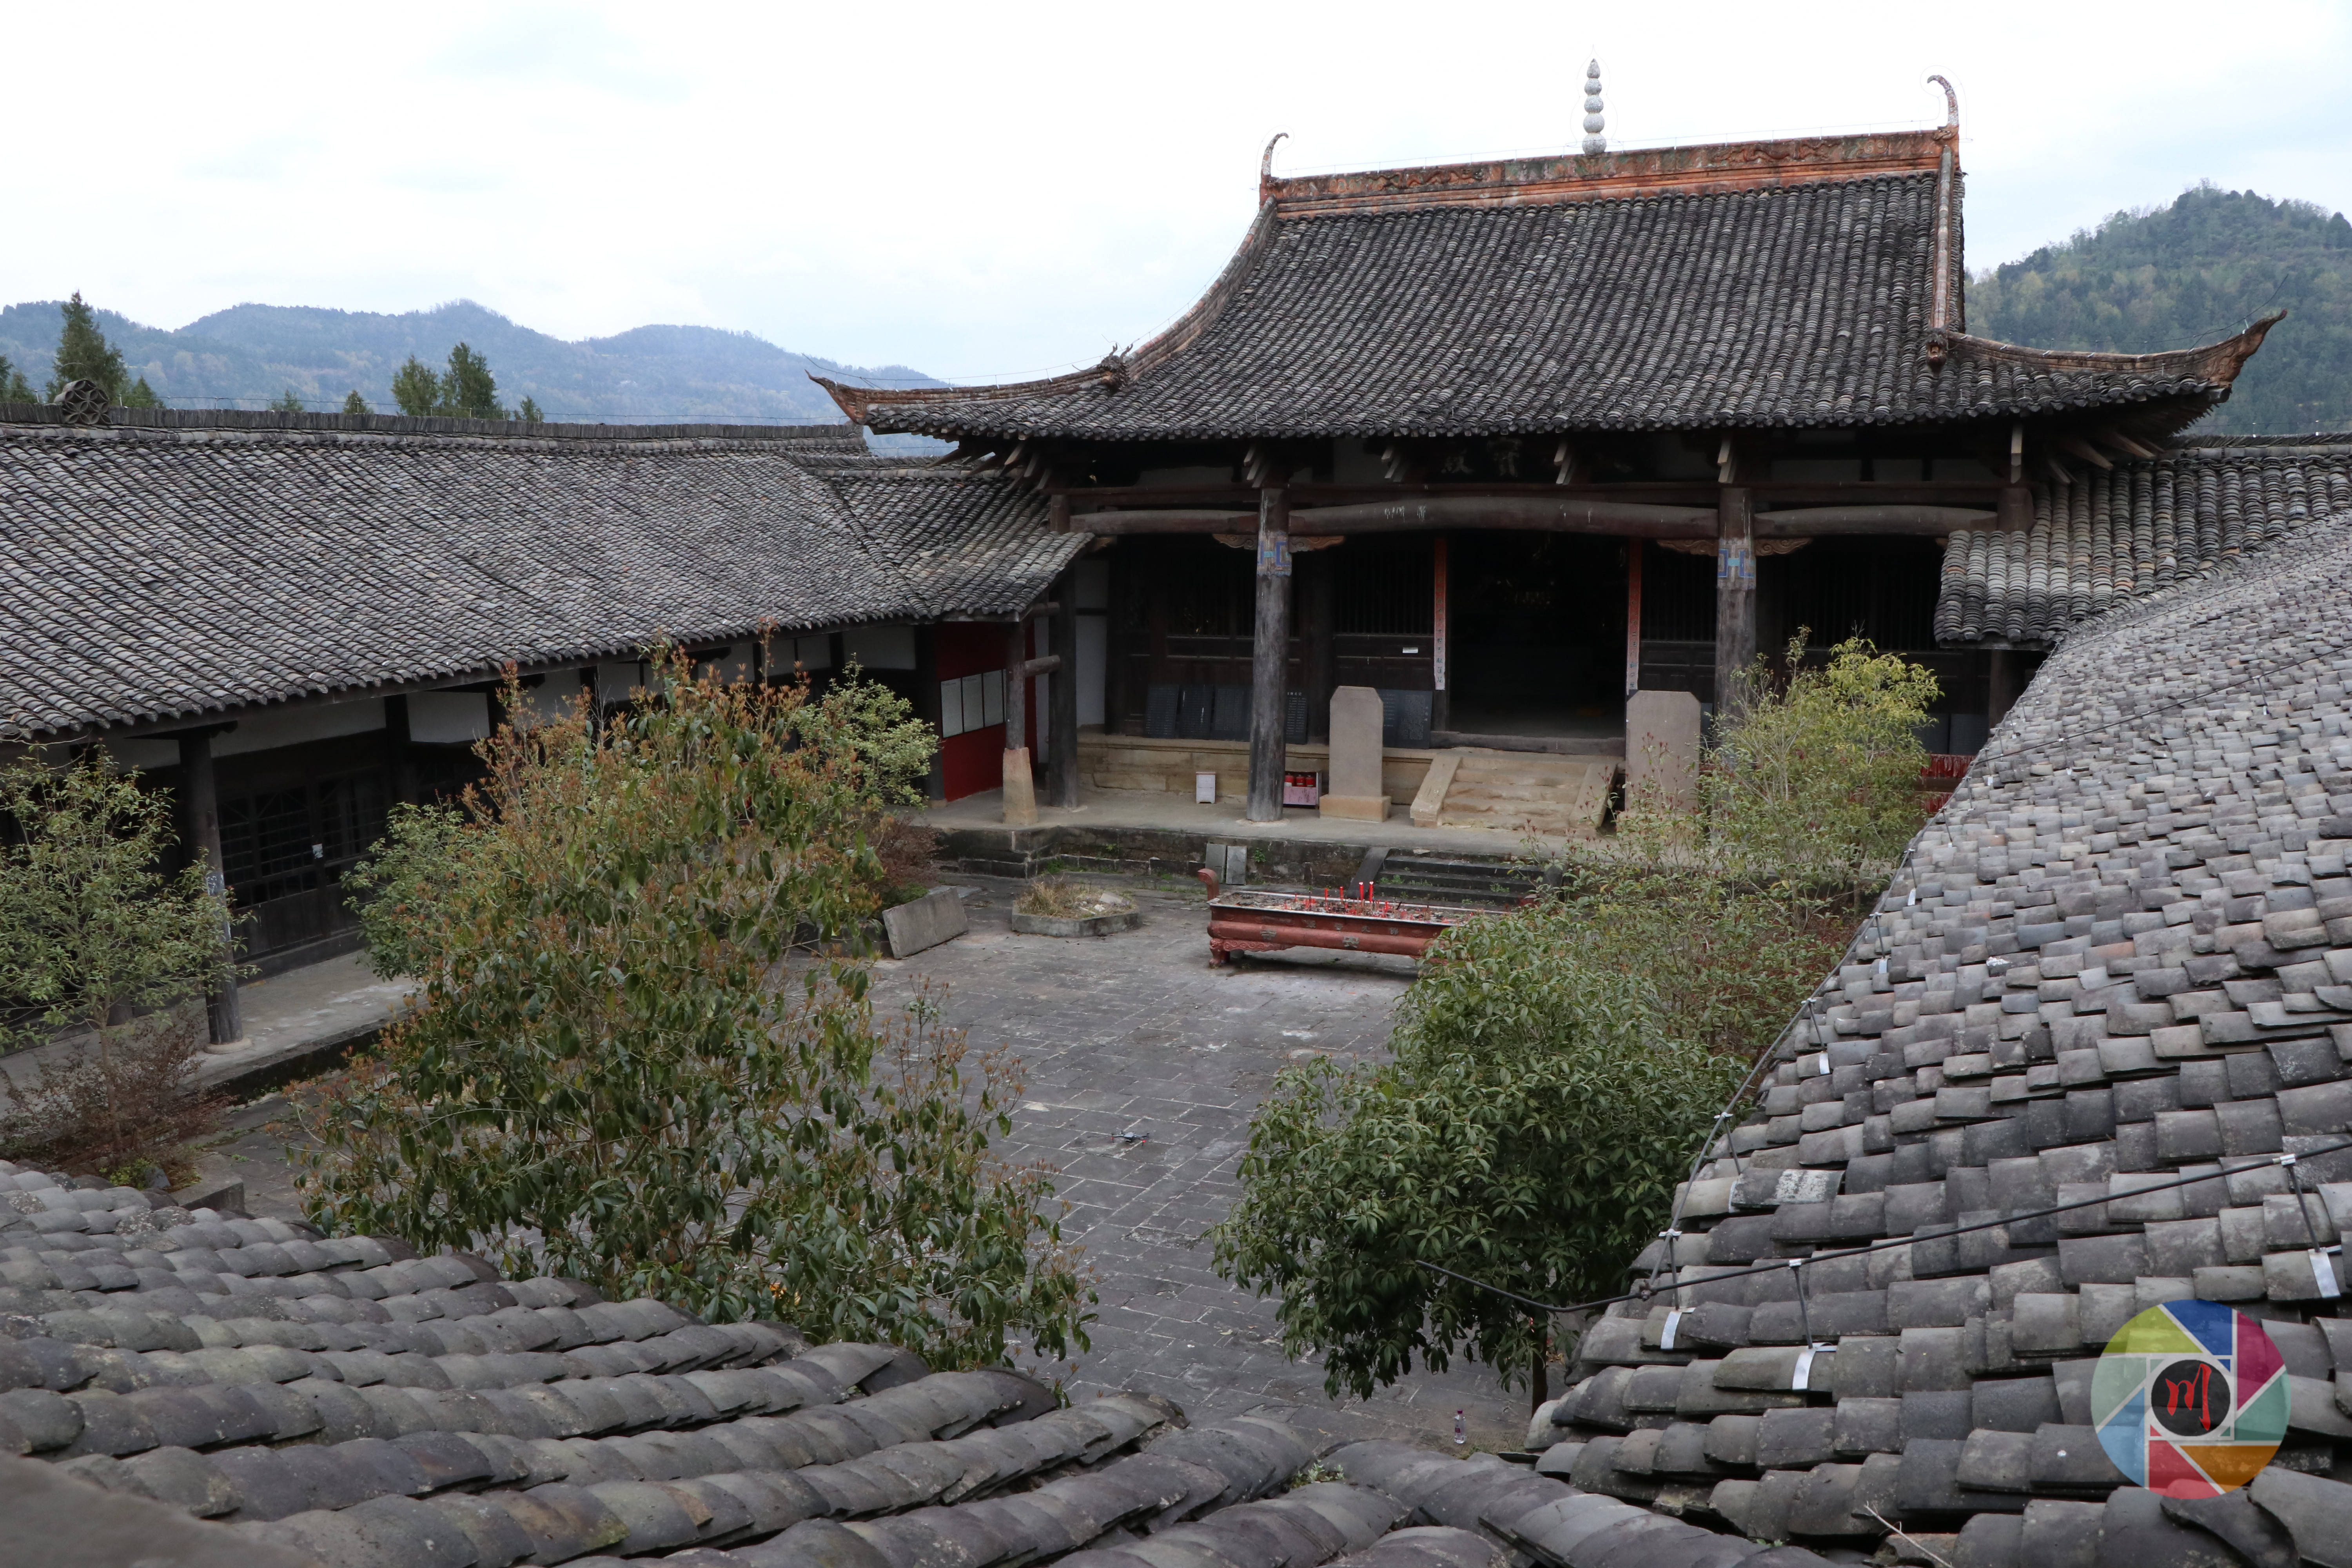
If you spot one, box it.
[1435,754,1613,838]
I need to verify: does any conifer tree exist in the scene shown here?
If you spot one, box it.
[45,293,129,402]
[342,390,369,415]
[388,343,514,419]
[390,355,441,416]
[120,377,160,408]
[518,396,542,423]
[0,356,34,404]
[267,388,306,412]
[441,342,503,419]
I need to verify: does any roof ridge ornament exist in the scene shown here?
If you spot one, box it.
[52,378,110,428]
[1927,73,1958,129]
[1259,132,1289,199]
[1582,60,1606,155]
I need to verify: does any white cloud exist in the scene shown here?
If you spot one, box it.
[4,0,2345,386]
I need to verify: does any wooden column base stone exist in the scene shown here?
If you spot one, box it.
[1002,748,1039,826]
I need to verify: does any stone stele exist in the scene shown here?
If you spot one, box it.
[1625,689,1702,812]
[1318,686,1391,822]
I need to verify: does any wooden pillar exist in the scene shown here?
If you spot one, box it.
[1988,648,2019,727]
[1430,535,1450,734]
[1623,541,1644,703]
[1002,617,1035,824]
[1245,486,1292,822]
[175,728,243,1047]
[1299,547,1336,743]
[1714,487,1757,720]
[383,693,418,804]
[1050,568,1080,808]
[913,625,944,801]
[1103,552,1131,735]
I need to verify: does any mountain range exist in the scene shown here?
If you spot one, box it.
[0,299,941,426]
[7,183,2348,437]
[1971,183,2352,435]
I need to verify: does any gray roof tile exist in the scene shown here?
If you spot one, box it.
[1532,516,2352,1550]
[0,417,1078,744]
[831,151,2260,445]
[1939,437,2352,647]
[0,1151,1375,1568]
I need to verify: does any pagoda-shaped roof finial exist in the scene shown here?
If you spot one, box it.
[1581,59,1607,155]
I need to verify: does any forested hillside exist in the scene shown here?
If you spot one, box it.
[0,299,939,426]
[1971,184,2352,435]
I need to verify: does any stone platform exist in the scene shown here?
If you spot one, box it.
[920,785,1585,884]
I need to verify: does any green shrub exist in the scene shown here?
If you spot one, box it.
[1214,638,1939,1403]
[0,751,234,1175]
[1624,635,1938,893]
[1212,903,1742,1400]
[306,652,1089,1367]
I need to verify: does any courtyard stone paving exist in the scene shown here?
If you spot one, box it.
[192,876,1531,1453]
[876,877,1528,1451]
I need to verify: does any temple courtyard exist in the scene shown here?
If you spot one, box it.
[177,875,1533,1452]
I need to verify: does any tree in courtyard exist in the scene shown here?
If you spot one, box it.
[1214,638,1941,1405]
[518,396,542,422]
[1212,904,1742,1404]
[0,751,238,1181]
[303,652,1093,1366]
[268,388,305,412]
[342,390,370,415]
[0,355,34,403]
[1625,634,1939,895]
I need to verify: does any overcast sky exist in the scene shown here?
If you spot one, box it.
[8,2,2347,389]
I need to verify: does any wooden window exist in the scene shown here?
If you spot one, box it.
[220,771,386,911]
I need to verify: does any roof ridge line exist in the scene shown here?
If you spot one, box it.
[1264,127,1954,218]
[0,402,863,446]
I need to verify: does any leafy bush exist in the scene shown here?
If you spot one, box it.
[1212,903,1742,1401]
[793,660,938,808]
[1623,635,1938,895]
[1537,859,1853,1062]
[307,652,1090,1367]
[1214,639,1939,1403]
[0,751,234,1177]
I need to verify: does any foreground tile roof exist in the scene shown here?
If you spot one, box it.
[823,133,2269,443]
[1937,435,2352,646]
[0,1158,1441,1568]
[1540,510,2352,1562]
[0,410,1074,745]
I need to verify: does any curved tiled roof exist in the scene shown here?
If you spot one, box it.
[1936,437,2352,646]
[0,1156,1504,1568]
[1532,515,2352,1562]
[808,456,1092,625]
[0,417,1075,745]
[822,134,2269,444]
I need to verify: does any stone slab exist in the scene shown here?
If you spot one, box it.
[882,887,970,959]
